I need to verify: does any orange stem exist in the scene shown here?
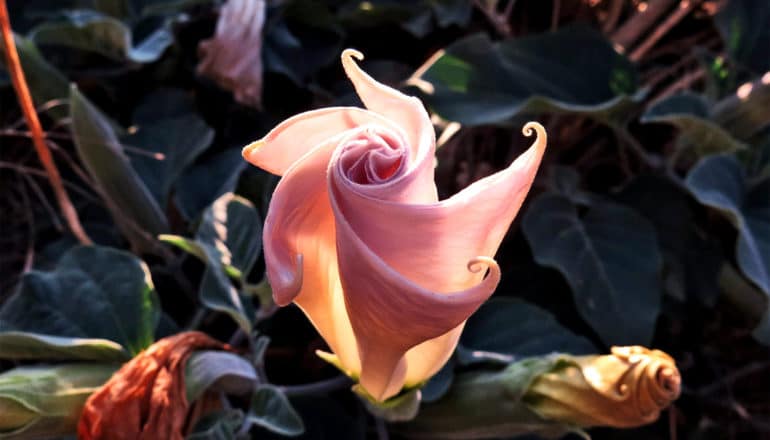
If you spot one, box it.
[0,0,92,245]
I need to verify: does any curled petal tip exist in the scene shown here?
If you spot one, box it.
[466,256,498,274]
[342,48,364,63]
[522,121,546,140]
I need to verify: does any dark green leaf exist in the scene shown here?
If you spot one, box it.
[246,385,304,437]
[0,331,129,362]
[0,246,160,355]
[124,113,214,207]
[618,176,723,305]
[30,11,172,63]
[196,193,262,278]
[185,351,257,402]
[460,298,596,363]
[409,27,642,125]
[715,0,770,73]
[0,34,70,121]
[69,86,169,243]
[175,148,246,221]
[641,92,746,157]
[522,194,663,346]
[686,154,770,295]
[176,238,254,332]
[188,409,244,440]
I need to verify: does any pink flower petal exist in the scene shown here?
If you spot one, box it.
[242,107,399,176]
[260,131,361,373]
[327,123,546,400]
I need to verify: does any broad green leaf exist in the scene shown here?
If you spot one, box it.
[715,0,770,73]
[30,11,172,63]
[0,34,70,120]
[686,154,770,295]
[185,351,257,402]
[196,193,262,278]
[641,92,746,157]
[188,409,244,440]
[124,112,214,207]
[459,298,595,364]
[175,148,246,221]
[409,26,642,126]
[190,239,255,332]
[0,364,116,439]
[246,385,304,437]
[618,176,723,305]
[69,86,169,241]
[0,331,129,362]
[0,246,160,355]
[522,194,662,346]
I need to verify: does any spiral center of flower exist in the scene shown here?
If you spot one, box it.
[339,129,405,185]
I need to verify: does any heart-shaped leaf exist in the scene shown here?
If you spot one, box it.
[0,246,160,355]
[522,194,663,346]
[123,92,214,207]
[409,26,642,126]
[31,11,172,63]
[460,297,596,363]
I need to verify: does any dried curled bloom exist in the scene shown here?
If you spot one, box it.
[197,0,265,108]
[77,332,227,440]
[526,346,681,428]
[243,49,547,401]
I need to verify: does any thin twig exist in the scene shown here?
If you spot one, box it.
[602,0,625,33]
[630,0,703,62]
[611,0,676,53]
[551,0,561,31]
[0,0,92,244]
[695,361,770,397]
[0,162,102,203]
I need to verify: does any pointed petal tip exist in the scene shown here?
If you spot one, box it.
[242,139,264,163]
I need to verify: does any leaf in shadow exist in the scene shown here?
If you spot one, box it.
[522,193,663,346]
[69,86,169,246]
[0,246,160,355]
[408,26,643,126]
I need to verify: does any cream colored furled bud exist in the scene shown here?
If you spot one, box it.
[525,346,681,428]
[0,364,115,439]
[398,346,680,439]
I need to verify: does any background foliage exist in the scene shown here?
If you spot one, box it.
[1,0,769,439]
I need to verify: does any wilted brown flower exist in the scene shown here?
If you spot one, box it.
[525,346,681,428]
[77,332,228,440]
[197,0,266,108]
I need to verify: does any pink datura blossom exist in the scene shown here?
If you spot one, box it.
[242,49,547,401]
